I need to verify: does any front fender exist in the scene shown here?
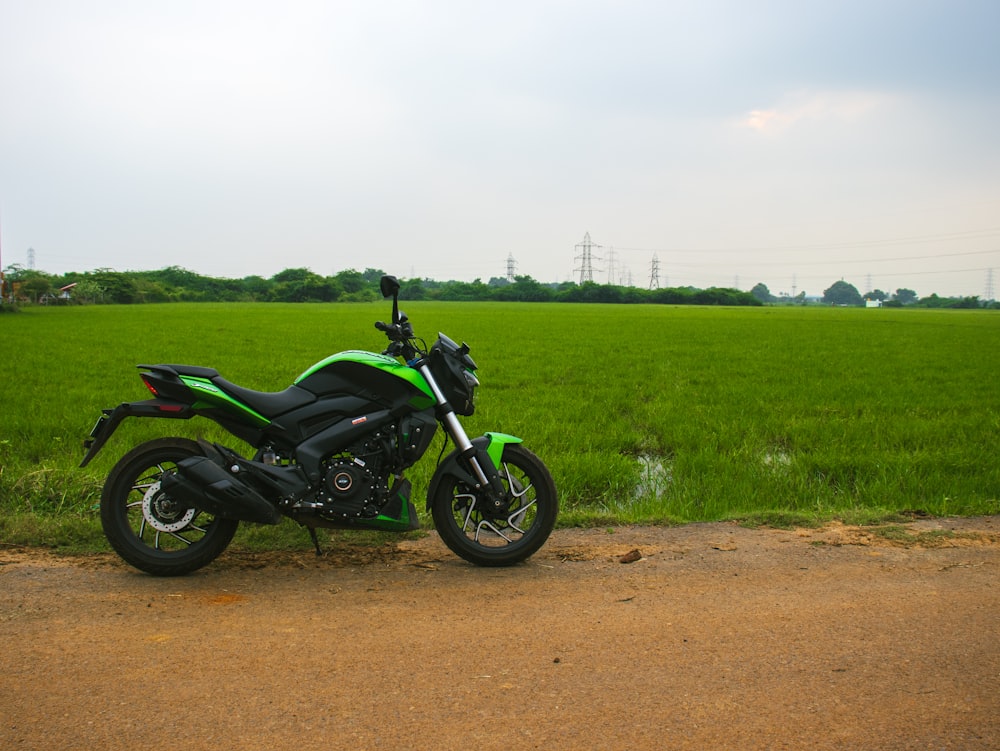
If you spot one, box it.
[79,399,195,467]
[425,432,522,510]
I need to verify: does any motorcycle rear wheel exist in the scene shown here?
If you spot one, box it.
[431,443,557,566]
[100,437,239,576]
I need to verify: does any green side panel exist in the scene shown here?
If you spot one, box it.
[484,432,523,468]
[407,394,437,410]
[180,376,270,427]
[369,507,417,531]
[364,490,420,532]
[295,350,434,400]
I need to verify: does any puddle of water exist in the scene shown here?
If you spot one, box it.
[635,454,672,499]
[761,450,792,469]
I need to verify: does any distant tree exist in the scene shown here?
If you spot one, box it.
[750,282,775,303]
[272,267,315,284]
[87,269,138,304]
[156,266,205,290]
[133,277,170,303]
[893,288,917,305]
[400,278,427,300]
[334,269,365,294]
[619,286,648,303]
[915,293,979,308]
[438,279,489,301]
[865,289,888,302]
[513,276,554,302]
[21,273,54,302]
[822,280,863,306]
[71,279,104,304]
[2,263,26,281]
[273,270,339,302]
[491,275,553,302]
[693,287,762,306]
[241,275,272,300]
[949,296,981,309]
[2,265,54,302]
[557,281,612,303]
[329,269,377,300]
[591,284,624,303]
[649,287,691,305]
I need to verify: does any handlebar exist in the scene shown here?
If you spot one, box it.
[375,314,413,339]
[375,315,419,360]
[376,275,421,360]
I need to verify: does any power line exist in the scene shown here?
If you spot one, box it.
[613,247,1000,268]
[614,227,1000,255]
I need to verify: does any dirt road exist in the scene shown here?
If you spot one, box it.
[2,518,998,751]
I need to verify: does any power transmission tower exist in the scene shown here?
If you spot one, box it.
[574,232,601,284]
[648,254,660,290]
[618,263,632,287]
[606,247,617,285]
[986,268,995,302]
[27,247,35,270]
[506,253,517,282]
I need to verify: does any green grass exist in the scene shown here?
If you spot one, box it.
[1,302,998,551]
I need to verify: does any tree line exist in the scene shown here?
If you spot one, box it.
[1,265,763,306]
[754,279,992,309]
[1,264,992,309]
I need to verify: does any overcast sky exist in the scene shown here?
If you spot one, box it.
[2,0,998,297]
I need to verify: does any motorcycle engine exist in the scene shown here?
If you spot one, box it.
[292,420,428,526]
[321,457,378,518]
[313,434,391,520]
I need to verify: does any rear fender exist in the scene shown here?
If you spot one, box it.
[425,432,522,511]
[79,399,194,467]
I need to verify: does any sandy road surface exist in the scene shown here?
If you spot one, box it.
[2,518,998,751]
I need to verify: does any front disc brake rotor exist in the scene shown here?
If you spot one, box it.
[141,481,197,533]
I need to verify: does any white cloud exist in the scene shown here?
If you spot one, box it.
[742,90,892,133]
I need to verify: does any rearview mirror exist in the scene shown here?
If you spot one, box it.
[380,275,400,299]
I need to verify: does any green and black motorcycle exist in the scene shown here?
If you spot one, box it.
[81,275,557,576]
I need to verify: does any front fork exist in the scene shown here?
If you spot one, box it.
[417,362,489,479]
[418,363,514,506]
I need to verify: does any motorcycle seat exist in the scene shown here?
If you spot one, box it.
[159,364,316,418]
[213,379,316,418]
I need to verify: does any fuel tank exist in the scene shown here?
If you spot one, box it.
[295,351,435,411]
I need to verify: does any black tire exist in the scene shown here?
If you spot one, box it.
[100,437,239,576]
[431,443,557,566]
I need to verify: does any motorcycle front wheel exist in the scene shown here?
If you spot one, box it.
[100,437,239,576]
[431,443,557,566]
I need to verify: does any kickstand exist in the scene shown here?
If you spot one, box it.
[307,527,323,557]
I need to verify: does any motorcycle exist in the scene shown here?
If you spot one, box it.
[80,275,557,576]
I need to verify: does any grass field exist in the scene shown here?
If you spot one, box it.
[1,302,998,550]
